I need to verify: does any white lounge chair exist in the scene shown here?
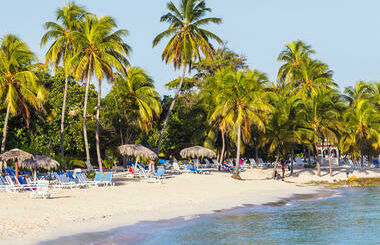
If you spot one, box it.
[139,166,162,183]
[30,180,50,199]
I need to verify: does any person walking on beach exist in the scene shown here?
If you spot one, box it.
[280,161,286,179]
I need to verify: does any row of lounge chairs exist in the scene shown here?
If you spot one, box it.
[53,172,114,189]
[0,175,50,198]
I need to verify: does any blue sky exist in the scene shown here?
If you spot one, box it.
[1,0,380,96]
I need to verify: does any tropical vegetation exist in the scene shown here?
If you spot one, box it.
[0,1,379,180]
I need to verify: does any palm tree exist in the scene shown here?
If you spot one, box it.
[303,87,343,176]
[343,82,378,165]
[277,40,314,86]
[153,0,223,153]
[260,87,304,178]
[112,67,162,133]
[0,35,46,152]
[40,2,87,168]
[210,69,270,179]
[70,15,130,171]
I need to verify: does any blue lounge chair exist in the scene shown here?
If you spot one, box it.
[153,168,166,179]
[187,164,210,174]
[102,172,113,186]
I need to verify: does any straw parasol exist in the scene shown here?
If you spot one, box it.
[0,148,35,180]
[180,146,216,159]
[118,144,158,160]
[25,154,60,170]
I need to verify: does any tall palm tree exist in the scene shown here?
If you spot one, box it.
[277,40,314,86]
[260,87,304,178]
[303,87,343,176]
[0,35,46,152]
[153,0,223,153]
[70,15,130,171]
[112,67,162,133]
[343,82,378,165]
[210,69,270,179]
[40,2,87,168]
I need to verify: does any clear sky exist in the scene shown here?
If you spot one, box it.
[1,0,380,96]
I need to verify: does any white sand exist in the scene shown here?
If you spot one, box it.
[0,166,379,245]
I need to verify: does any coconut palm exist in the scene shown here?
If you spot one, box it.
[153,0,223,153]
[112,67,162,133]
[343,82,379,165]
[40,2,87,168]
[260,87,305,177]
[210,69,270,179]
[302,87,343,176]
[0,35,46,152]
[277,40,314,86]
[70,15,130,171]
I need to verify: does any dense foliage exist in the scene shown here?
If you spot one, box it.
[0,1,379,178]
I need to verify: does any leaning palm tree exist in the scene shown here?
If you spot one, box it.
[112,67,162,133]
[210,69,270,179]
[153,0,223,153]
[40,2,87,168]
[70,15,130,171]
[0,35,46,152]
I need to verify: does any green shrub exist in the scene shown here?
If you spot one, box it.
[86,170,96,180]
[304,163,316,169]
[68,159,86,169]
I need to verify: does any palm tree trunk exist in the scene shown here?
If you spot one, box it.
[82,57,92,170]
[360,140,364,167]
[255,144,259,168]
[328,146,333,177]
[290,147,294,175]
[220,129,226,165]
[316,148,321,177]
[96,79,103,172]
[232,124,242,180]
[60,75,69,169]
[272,147,280,179]
[156,64,187,153]
[1,104,11,153]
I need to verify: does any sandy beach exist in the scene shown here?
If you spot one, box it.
[1,166,379,245]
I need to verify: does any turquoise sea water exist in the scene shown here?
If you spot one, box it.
[42,186,380,245]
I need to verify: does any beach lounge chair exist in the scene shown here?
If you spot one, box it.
[192,159,201,168]
[30,180,50,199]
[53,173,78,189]
[4,176,26,191]
[204,159,212,168]
[249,158,257,167]
[0,176,17,192]
[212,159,220,167]
[102,172,114,186]
[67,172,88,188]
[186,164,210,174]
[140,166,162,183]
[172,161,183,173]
[153,168,166,179]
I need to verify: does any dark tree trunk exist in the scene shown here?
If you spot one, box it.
[1,104,11,153]
[232,124,242,180]
[157,64,187,153]
[290,147,294,175]
[272,147,280,178]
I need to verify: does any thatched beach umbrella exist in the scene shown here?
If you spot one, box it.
[0,149,34,181]
[24,154,60,180]
[180,146,216,159]
[118,144,158,160]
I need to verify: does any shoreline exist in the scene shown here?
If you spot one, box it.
[0,167,379,245]
[42,188,340,245]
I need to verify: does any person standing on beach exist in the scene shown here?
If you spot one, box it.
[148,159,155,176]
